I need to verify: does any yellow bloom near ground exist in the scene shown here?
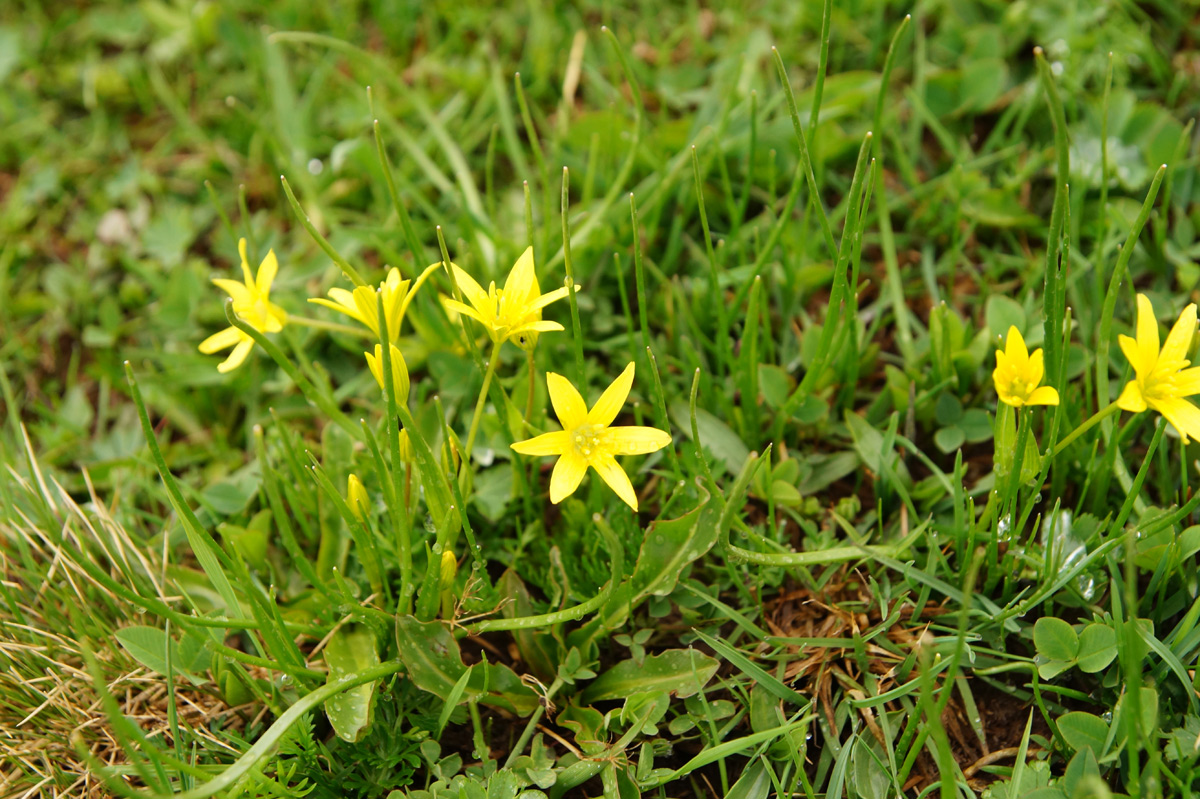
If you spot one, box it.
[512,362,671,511]
[198,238,287,373]
[992,325,1059,408]
[441,246,572,350]
[1117,294,1200,442]
[309,263,438,341]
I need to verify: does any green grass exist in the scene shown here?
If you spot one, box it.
[3,0,1200,797]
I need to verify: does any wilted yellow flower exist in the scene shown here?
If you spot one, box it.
[441,247,571,351]
[993,326,1059,408]
[511,362,671,511]
[365,343,410,402]
[199,239,287,373]
[1117,294,1200,442]
[347,474,369,521]
[309,264,438,341]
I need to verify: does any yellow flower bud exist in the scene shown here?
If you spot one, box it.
[347,474,369,521]
[397,429,415,463]
[365,343,410,402]
[439,549,458,620]
[440,550,458,584]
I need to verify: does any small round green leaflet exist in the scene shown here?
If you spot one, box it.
[1033,616,1079,679]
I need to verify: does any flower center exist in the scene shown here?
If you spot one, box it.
[571,423,604,459]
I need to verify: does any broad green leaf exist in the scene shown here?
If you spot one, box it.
[726,760,771,799]
[1056,711,1109,755]
[396,616,538,715]
[985,296,1027,340]
[670,401,749,475]
[324,625,380,743]
[1076,623,1117,673]
[115,626,208,685]
[1033,617,1079,662]
[994,402,1040,484]
[631,482,719,599]
[581,649,719,703]
[572,482,718,644]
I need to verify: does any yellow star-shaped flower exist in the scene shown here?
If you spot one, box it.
[1117,294,1200,442]
[441,247,571,351]
[199,238,287,373]
[993,326,1059,408]
[309,264,438,342]
[511,362,671,511]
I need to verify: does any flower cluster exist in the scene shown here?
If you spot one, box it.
[199,243,671,510]
[993,294,1200,442]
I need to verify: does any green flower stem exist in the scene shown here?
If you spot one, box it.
[287,315,374,338]
[145,662,404,799]
[1114,417,1166,534]
[464,339,503,464]
[525,348,536,424]
[1045,401,1121,462]
[377,292,414,612]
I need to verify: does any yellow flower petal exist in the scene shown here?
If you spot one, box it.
[1118,334,1149,376]
[1026,385,1059,406]
[212,278,253,305]
[218,338,255,373]
[591,452,639,510]
[547,372,588,429]
[442,296,485,324]
[511,430,569,456]
[604,426,673,455]
[1117,380,1147,413]
[199,325,243,354]
[503,246,538,305]
[1152,397,1200,444]
[1028,348,1045,387]
[528,285,573,312]
[400,263,442,322]
[1174,366,1200,397]
[1161,303,1197,365]
[508,320,565,336]
[588,362,636,427]
[238,238,254,286]
[365,344,410,401]
[309,296,365,325]
[261,304,286,332]
[549,452,588,504]
[1135,294,1160,372]
[256,249,279,296]
[450,263,490,314]
[1005,326,1028,364]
